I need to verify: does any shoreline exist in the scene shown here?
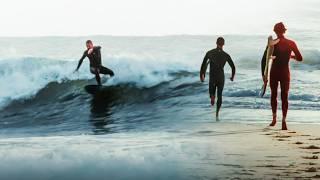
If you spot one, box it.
[0,122,320,179]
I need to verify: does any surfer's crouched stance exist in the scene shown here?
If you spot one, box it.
[75,40,114,85]
[200,37,236,118]
[269,22,302,130]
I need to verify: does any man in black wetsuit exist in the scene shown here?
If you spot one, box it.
[75,40,114,85]
[200,37,236,118]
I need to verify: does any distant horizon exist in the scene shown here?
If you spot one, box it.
[0,32,303,38]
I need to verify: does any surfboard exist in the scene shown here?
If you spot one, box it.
[260,37,279,97]
[85,85,108,95]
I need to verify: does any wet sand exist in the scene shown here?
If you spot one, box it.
[198,123,320,179]
[0,122,320,179]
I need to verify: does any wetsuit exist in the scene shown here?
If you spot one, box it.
[200,48,236,109]
[270,36,302,117]
[76,46,114,85]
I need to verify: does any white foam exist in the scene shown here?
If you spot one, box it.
[0,133,194,180]
[0,58,88,108]
[0,55,194,109]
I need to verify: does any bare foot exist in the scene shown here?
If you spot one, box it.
[269,114,277,126]
[269,121,276,126]
[210,96,215,106]
[282,121,288,130]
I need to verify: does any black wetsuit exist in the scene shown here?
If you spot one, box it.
[76,46,114,85]
[200,47,236,109]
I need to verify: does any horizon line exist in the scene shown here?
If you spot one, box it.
[0,33,272,38]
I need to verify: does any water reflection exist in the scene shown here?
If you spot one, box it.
[89,87,118,134]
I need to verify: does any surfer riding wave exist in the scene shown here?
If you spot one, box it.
[75,40,114,86]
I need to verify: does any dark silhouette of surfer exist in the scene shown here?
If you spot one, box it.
[200,37,236,118]
[267,22,303,130]
[75,40,114,85]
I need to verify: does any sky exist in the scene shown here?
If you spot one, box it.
[0,0,319,36]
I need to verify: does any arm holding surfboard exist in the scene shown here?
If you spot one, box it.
[260,36,279,97]
[263,36,279,82]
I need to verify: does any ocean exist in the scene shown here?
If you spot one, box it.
[0,34,319,179]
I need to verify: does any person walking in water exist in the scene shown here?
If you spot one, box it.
[200,37,236,118]
[75,40,114,85]
[268,22,303,130]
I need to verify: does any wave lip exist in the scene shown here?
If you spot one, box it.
[0,56,186,109]
[0,58,82,109]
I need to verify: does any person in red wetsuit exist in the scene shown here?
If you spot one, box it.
[268,22,303,130]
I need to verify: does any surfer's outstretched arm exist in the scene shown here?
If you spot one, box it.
[75,52,86,71]
[200,53,209,82]
[227,55,236,81]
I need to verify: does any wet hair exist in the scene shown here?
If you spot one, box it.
[216,37,225,46]
[274,22,287,35]
[86,40,93,44]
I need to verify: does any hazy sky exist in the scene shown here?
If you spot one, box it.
[0,0,318,36]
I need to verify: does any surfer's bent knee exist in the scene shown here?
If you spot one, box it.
[90,67,99,74]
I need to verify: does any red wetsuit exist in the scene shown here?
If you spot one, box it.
[270,36,302,117]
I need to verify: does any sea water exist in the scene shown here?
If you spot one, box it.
[0,33,319,179]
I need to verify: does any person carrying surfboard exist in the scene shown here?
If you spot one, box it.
[75,40,114,86]
[260,36,280,97]
[268,22,303,130]
[200,37,236,118]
